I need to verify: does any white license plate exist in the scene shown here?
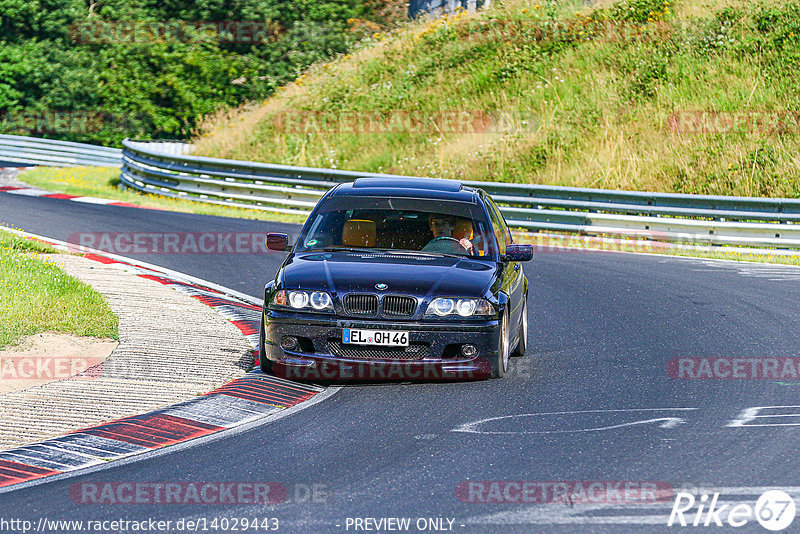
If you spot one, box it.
[343,328,409,347]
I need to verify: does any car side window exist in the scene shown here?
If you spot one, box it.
[485,198,507,255]
[489,198,512,246]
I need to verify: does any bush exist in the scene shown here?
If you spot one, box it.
[0,0,405,145]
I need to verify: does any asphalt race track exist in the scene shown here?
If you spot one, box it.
[2,192,800,533]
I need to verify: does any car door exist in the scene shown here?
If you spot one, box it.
[485,196,524,329]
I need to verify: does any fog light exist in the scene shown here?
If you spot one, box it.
[461,344,478,357]
[280,336,298,351]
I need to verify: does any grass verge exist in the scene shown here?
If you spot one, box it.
[0,229,119,348]
[17,166,308,224]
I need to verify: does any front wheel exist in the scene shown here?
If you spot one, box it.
[490,312,509,379]
[258,310,273,374]
[511,295,528,357]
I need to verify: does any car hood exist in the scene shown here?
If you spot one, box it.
[280,251,498,300]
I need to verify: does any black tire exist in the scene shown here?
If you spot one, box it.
[258,310,273,374]
[511,295,528,357]
[490,312,509,379]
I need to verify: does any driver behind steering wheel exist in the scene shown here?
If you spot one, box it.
[422,214,474,255]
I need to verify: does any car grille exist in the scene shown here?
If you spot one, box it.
[328,340,429,360]
[382,295,417,318]
[343,294,378,316]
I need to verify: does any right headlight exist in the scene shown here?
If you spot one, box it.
[425,298,493,317]
[272,290,334,313]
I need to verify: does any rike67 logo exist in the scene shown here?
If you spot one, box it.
[668,490,796,531]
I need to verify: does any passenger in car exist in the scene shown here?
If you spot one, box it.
[453,217,485,256]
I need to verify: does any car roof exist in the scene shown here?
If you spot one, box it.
[330,177,481,202]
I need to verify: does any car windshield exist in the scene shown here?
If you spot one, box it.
[296,196,498,258]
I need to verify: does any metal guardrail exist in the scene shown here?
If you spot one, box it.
[409,0,487,19]
[0,134,122,167]
[121,139,800,248]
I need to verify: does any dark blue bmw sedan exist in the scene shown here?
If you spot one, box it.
[260,177,532,381]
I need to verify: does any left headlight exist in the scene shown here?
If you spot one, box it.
[425,298,493,317]
[272,290,334,313]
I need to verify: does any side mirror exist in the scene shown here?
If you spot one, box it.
[504,244,533,262]
[266,233,290,252]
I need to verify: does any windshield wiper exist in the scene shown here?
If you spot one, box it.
[383,250,465,259]
[318,246,381,253]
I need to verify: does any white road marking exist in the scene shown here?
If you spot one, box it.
[6,188,50,196]
[453,408,698,435]
[70,196,116,205]
[728,405,800,427]
[690,260,800,281]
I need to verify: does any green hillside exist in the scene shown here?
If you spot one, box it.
[193,0,800,197]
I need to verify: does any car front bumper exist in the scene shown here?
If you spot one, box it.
[263,310,499,381]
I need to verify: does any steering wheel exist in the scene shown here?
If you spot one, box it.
[427,236,469,253]
[430,237,461,244]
